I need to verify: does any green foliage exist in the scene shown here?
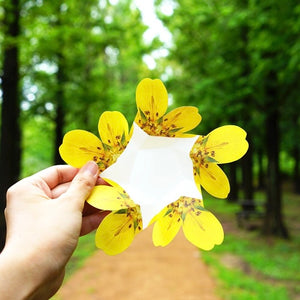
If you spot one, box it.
[65,232,97,279]
[156,0,300,161]
[202,192,300,300]
[205,253,289,300]
[4,0,161,176]
[7,0,300,178]
[9,0,157,169]
[21,116,54,177]
[154,0,300,237]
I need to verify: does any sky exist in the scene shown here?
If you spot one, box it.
[133,0,174,69]
[134,0,173,45]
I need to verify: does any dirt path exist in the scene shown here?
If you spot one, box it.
[56,226,220,300]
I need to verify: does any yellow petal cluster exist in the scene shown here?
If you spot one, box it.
[87,179,141,255]
[151,197,224,250]
[59,111,141,255]
[135,78,202,137]
[96,206,142,255]
[59,78,248,255]
[59,111,129,172]
[190,125,249,198]
[87,179,142,255]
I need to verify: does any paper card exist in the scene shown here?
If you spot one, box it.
[101,123,202,227]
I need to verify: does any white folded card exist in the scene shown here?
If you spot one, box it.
[102,123,202,227]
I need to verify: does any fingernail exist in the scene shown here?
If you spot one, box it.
[81,161,99,177]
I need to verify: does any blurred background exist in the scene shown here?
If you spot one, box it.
[1,0,300,299]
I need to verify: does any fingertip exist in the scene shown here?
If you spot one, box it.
[62,161,99,208]
[80,161,99,178]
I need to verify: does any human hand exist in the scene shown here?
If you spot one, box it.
[0,161,108,299]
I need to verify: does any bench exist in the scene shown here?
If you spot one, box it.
[236,200,265,230]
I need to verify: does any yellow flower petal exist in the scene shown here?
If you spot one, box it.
[152,210,182,247]
[59,130,103,168]
[102,178,129,194]
[163,106,202,137]
[98,111,129,149]
[87,185,136,210]
[136,78,168,122]
[95,212,136,255]
[183,209,224,250]
[196,163,230,198]
[205,125,249,163]
[149,206,167,225]
[180,133,198,138]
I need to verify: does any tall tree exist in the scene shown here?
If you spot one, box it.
[248,0,294,237]
[54,53,66,164]
[157,0,254,188]
[53,4,67,165]
[264,96,288,237]
[0,0,21,250]
[157,0,300,237]
[20,0,151,169]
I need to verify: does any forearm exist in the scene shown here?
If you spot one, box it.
[0,162,100,299]
[0,246,64,300]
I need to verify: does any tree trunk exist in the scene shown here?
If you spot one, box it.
[237,5,254,210]
[53,57,66,165]
[257,151,265,190]
[293,147,300,194]
[227,162,239,202]
[241,136,255,211]
[0,0,21,251]
[53,7,66,165]
[263,107,289,238]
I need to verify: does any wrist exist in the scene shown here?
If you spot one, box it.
[0,245,63,300]
[0,247,36,299]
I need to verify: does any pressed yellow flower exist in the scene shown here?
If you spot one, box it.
[82,179,143,256]
[87,178,136,211]
[85,178,141,255]
[151,196,224,250]
[135,78,202,137]
[59,111,129,172]
[60,110,142,255]
[95,205,143,255]
[58,78,249,255]
[190,125,249,198]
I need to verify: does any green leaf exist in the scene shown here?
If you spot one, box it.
[121,131,126,146]
[163,208,173,217]
[103,143,112,151]
[205,157,219,163]
[138,107,147,123]
[115,209,128,214]
[169,127,184,134]
[194,205,207,211]
[157,116,164,124]
[200,136,209,147]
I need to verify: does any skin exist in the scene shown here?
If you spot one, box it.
[0,161,109,300]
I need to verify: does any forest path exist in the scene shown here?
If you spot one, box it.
[56,226,220,300]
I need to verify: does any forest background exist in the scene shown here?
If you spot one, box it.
[0,0,299,268]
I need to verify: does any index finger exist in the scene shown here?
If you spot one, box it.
[34,165,79,189]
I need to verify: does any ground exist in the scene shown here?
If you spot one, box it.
[56,226,220,300]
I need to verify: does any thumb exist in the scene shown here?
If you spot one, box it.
[62,161,99,210]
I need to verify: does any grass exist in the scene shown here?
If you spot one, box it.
[64,232,97,280]
[50,234,97,300]
[201,188,300,300]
